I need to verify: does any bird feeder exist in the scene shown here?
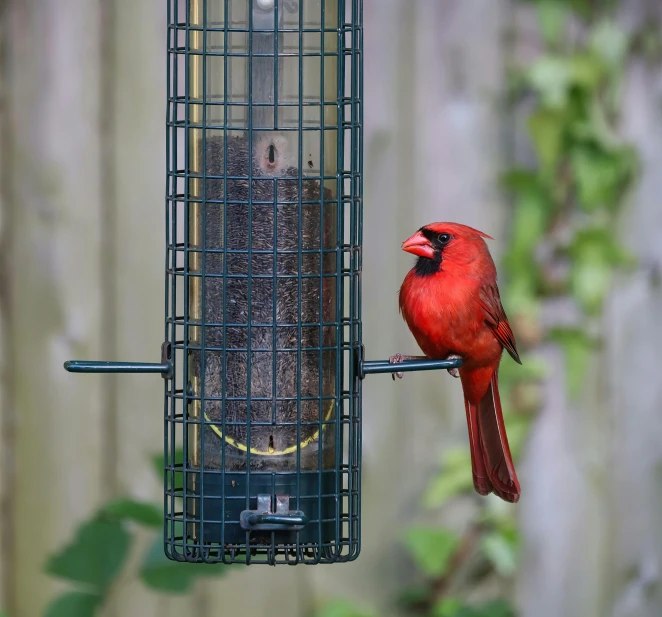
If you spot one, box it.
[65,0,460,565]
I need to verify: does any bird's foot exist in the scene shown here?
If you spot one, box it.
[388,354,427,380]
[445,354,462,378]
[389,354,407,380]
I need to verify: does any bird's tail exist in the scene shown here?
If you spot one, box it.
[463,371,520,503]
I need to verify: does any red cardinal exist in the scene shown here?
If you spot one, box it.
[394,222,522,503]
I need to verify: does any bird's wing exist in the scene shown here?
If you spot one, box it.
[479,283,522,364]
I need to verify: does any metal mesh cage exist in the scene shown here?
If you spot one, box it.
[164,0,363,564]
[63,0,461,568]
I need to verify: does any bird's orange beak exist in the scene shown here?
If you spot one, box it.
[402,230,435,259]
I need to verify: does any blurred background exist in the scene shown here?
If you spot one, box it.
[2,0,662,616]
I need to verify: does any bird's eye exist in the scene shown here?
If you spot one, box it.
[438,233,451,245]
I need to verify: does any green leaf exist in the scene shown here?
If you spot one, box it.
[315,599,375,617]
[571,244,613,314]
[153,448,185,493]
[45,517,131,592]
[398,585,431,607]
[501,413,531,461]
[501,173,549,288]
[566,53,605,89]
[528,56,571,107]
[502,186,549,315]
[571,96,618,148]
[571,146,636,212]
[499,354,548,384]
[140,535,227,594]
[567,227,637,314]
[423,448,474,508]
[475,600,516,617]
[548,328,597,398]
[510,190,550,255]
[481,530,518,576]
[477,500,516,530]
[433,598,473,617]
[637,22,662,62]
[499,169,540,195]
[528,108,566,174]
[43,592,103,617]
[433,598,515,617]
[103,499,163,528]
[564,337,592,399]
[568,227,636,268]
[528,52,604,108]
[152,448,185,478]
[423,467,474,509]
[571,148,612,211]
[567,0,590,18]
[404,527,459,578]
[501,274,540,319]
[536,0,567,47]
[590,21,628,69]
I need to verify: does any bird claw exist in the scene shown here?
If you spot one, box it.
[445,354,462,378]
[390,353,462,380]
[389,354,407,380]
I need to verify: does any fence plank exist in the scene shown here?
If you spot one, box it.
[8,2,662,616]
[7,2,105,616]
[309,2,509,614]
[0,1,9,609]
[515,3,662,617]
[106,0,188,615]
[1,33,10,615]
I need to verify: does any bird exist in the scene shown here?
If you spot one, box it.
[393,222,522,503]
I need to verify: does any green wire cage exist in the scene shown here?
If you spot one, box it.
[65,0,460,566]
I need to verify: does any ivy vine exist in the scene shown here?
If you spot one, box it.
[385,2,653,617]
[29,4,658,617]
[40,450,227,617]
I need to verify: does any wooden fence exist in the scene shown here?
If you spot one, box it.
[2,1,662,616]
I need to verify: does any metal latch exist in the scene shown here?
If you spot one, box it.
[240,494,309,531]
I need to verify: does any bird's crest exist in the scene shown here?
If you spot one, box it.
[420,222,494,240]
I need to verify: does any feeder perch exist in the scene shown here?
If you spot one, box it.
[65,0,461,565]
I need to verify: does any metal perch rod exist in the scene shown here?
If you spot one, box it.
[64,361,171,374]
[359,357,462,376]
[64,357,462,377]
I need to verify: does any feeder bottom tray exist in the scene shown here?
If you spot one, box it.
[170,470,355,563]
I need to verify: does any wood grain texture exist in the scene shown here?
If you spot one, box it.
[516,2,662,617]
[0,0,9,609]
[7,2,105,616]
[4,1,662,616]
[107,1,190,616]
[310,2,510,615]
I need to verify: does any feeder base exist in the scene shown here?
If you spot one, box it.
[186,470,338,549]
